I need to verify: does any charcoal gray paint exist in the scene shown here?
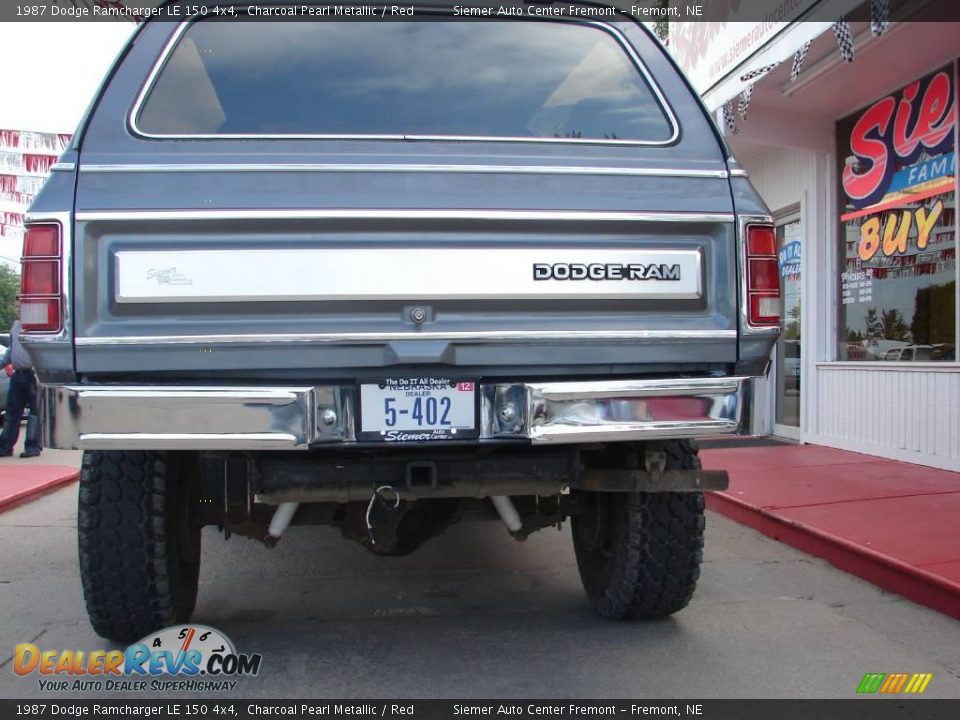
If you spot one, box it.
[24,3,777,386]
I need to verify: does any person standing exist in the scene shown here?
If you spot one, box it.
[0,301,42,458]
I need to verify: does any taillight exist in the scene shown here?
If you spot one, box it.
[745,224,780,327]
[20,223,63,333]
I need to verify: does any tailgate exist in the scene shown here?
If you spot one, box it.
[69,12,740,380]
[72,170,737,378]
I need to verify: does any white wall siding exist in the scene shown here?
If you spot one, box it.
[741,146,817,215]
[750,373,772,435]
[816,365,960,471]
[740,146,823,437]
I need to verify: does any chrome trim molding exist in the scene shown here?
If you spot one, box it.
[729,169,749,178]
[529,377,744,401]
[74,329,737,347]
[78,433,300,451]
[75,209,735,224]
[50,162,76,172]
[128,16,680,147]
[42,377,750,450]
[80,163,730,179]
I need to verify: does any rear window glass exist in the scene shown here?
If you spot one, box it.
[136,19,674,142]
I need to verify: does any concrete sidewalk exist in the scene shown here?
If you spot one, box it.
[700,442,960,620]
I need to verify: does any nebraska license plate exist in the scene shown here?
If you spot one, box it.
[358,378,479,442]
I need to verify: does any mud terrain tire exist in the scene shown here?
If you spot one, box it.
[78,450,201,642]
[572,440,705,620]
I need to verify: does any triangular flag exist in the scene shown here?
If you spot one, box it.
[833,17,855,62]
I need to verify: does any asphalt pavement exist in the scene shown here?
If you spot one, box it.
[1,459,959,699]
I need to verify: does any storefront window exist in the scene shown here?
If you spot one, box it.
[836,63,957,362]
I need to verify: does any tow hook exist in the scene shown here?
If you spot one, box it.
[366,485,402,546]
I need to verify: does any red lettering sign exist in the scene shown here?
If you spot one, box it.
[842,69,955,209]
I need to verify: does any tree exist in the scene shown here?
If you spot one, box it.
[782,304,800,340]
[654,20,669,43]
[879,308,911,342]
[653,0,671,43]
[864,307,882,340]
[863,306,912,342]
[0,264,20,332]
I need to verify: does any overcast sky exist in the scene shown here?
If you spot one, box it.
[0,22,134,134]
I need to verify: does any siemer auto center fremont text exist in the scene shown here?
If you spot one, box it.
[451,5,688,17]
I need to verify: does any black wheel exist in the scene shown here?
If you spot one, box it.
[78,450,201,642]
[572,440,705,620]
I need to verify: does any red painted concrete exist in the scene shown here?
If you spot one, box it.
[0,465,79,511]
[776,494,960,566]
[703,445,870,470]
[702,445,960,620]
[920,561,960,585]
[704,464,960,510]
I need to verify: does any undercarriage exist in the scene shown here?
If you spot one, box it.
[193,443,727,554]
[75,440,721,641]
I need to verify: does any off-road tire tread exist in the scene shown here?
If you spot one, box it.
[78,450,198,642]
[574,439,705,620]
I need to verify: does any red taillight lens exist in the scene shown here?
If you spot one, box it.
[748,258,779,291]
[745,224,781,327]
[747,225,776,256]
[20,223,63,333]
[22,259,60,295]
[23,225,60,257]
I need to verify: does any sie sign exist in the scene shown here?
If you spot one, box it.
[838,65,956,262]
[842,67,955,210]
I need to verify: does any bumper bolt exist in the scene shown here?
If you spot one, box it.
[499,405,516,423]
[410,307,427,324]
[321,408,338,426]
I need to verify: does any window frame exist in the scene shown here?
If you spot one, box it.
[772,208,802,435]
[127,12,680,146]
[831,59,960,368]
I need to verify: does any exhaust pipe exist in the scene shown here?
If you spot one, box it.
[267,502,299,541]
[490,496,522,535]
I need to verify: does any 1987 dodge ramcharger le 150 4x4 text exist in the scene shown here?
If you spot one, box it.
[21,1,780,641]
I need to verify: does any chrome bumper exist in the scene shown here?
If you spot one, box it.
[41,377,750,451]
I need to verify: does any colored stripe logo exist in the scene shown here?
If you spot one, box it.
[857,673,933,694]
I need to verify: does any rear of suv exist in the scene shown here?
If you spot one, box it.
[22,2,779,642]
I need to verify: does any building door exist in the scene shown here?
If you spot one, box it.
[773,214,802,438]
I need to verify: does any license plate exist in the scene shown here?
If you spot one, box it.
[358,378,478,442]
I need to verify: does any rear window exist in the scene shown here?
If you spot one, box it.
[135,19,675,143]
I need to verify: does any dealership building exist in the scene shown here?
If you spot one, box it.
[0,130,69,267]
[670,0,959,470]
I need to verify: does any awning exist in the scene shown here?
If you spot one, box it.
[669,0,869,112]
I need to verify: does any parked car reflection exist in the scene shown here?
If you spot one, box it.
[883,345,934,361]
